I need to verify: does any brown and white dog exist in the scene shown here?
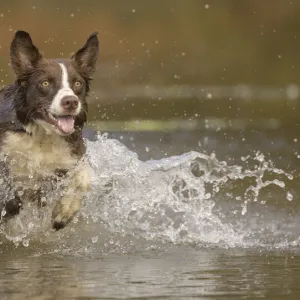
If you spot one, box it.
[0,31,99,230]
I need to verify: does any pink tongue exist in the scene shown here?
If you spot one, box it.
[57,116,74,133]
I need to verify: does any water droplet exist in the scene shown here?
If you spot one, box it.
[287,192,293,201]
[241,204,247,215]
[22,239,29,247]
[92,236,98,243]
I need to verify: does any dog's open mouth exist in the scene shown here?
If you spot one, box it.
[50,113,75,134]
[41,109,76,134]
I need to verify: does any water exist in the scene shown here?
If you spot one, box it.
[1,129,300,299]
[2,247,299,299]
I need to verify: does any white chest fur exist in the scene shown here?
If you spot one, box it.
[2,125,78,181]
[2,124,91,227]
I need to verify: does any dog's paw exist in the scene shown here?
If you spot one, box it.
[52,211,70,230]
[4,197,23,217]
[51,196,81,230]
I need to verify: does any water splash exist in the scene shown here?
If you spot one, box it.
[0,133,298,253]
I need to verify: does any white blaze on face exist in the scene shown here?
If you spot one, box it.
[50,63,81,116]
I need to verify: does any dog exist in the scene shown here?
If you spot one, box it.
[0,30,99,230]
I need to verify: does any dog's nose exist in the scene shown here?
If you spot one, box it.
[61,96,79,111]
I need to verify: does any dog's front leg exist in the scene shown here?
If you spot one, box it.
[0,160,23,219]
[1,187,42,220]
[52,165,91,230]
[2,196,23,218]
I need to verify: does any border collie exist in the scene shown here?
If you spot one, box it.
[0,31,99,230]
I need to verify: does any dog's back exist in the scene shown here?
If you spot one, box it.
[0,85,24,139]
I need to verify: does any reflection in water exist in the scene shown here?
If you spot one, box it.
[1,247,300,299]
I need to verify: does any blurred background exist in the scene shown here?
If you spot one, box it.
[0,0,300,160]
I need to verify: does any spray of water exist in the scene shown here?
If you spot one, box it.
[0,133,297,254]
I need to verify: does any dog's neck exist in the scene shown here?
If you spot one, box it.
[24,122,54,137]
[20,121,85,157]
[22,122,64,145]
[22,121,73,146]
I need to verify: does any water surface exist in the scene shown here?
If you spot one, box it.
[1,128,300,299]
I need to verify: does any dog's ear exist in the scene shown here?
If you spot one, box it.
[10,31,43,76]
[71,32,99,78]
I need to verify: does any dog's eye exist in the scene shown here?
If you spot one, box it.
[74,81,82,88]
[41,81,50,87]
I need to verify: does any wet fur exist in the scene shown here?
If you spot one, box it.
[0,31,99,230]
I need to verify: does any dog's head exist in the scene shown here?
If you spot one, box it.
[10,31,99,136]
